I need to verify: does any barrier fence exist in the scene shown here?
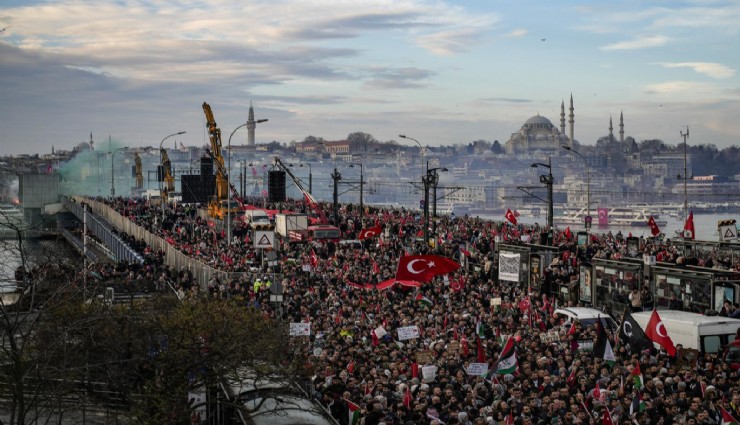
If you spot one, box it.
[69,197,284,291]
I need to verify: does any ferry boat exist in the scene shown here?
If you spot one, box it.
[556,207,666,227]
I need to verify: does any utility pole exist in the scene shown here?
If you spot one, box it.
[331,168,341,226]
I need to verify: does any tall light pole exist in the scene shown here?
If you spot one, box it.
[562,145,590,230]
[350,162,364,225]
[331,168,342,226]
[110,147,129,197]
[531,157,553,244]
[290,163,313,195]
[427,166,448,244]
[159,131,186,219]
[680,126,689,224]
[398,134,424,182]
[226,118,267,245]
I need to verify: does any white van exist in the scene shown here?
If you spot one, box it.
[245,210,270,224]
[631,310,740,354]
[554,307,618,331]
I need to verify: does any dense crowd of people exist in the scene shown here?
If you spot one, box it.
[91,196,740,425]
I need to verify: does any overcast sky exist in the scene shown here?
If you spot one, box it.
[1,0,739,155]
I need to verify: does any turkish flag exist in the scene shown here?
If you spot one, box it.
[309,249,319,268]
[644,310,676,356]
[359,225,382,240]
[602,408,615,425]
[683,211,695,240]
[647,216,661,236]
[564,226,572,240]
[395,255,461,282]
[504,209,518,225]
[518,297,531,313]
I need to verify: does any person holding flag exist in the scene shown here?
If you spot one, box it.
[644,309,677,357]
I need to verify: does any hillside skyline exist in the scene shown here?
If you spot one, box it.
[1,0,739,155]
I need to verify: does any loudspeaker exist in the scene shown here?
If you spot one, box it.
[268,171,286,202]
[200,156,213,176]
[182,175,216,203]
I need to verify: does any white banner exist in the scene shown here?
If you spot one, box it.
[397,325,420,341]
[498,252,521,282]
[289,322,311,336]
[467,363,489,376]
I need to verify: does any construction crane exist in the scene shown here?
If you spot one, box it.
[273,156,329,224]
[134,152,143,190]
[202,102,242,219]
[159,148,174,199]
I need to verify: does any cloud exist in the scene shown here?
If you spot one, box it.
[600,35,669,51]
[505,28,528,37]
[481,98,533,103]
[415,27,487,55]
[363,67,435,89]
[657,62,735,79]
[643,80,716,95]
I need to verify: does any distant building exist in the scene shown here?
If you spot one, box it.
[504,96,574,154]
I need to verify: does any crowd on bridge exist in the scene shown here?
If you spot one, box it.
[88,196,740,425]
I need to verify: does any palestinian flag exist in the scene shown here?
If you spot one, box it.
[630,393,646,415]
[493,336,517,375]
[476,320,486,339]
[593,317,616,367]
[631,363,644,390]
[347,400,361,425]
[720,406,740,425]
[415,293,433,308]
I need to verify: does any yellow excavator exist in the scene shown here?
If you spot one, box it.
[134,152,144,190]
[159,148,174,200]
[202,102,243,219]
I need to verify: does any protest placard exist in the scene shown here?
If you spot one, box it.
[467,363,489,376]
[397,325,420,341]
[416,350,434,364]
[374,326,387,339]
[289,322,311,336]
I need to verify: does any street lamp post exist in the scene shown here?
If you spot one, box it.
[290,163,313,195]
[331,168,342,226]
[226,119,267,246]
[159,131,186,219]
[350,163,364,225]
[110,147,129,197]
[562,145,590,230]
[531,157,554,244]
[429,166,448,242]
[680,126,689,226]
[398,134,424,182]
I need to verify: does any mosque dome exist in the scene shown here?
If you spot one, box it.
[524,115,553,126]
[75,141,92,151]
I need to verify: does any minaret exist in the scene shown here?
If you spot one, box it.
[609,116,614,140]
[619,110,624,143]
[560,100,566,135]
[89,132,94,150]
[247,101,256,146]
[568,94,574,146]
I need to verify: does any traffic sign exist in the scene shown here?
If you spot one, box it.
[254,230,275,249]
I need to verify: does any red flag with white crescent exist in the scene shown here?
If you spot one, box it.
[504,209,518,225]
[644,310,676,356]
[358,225,382,240]
[647,216,661,236]
[395,255,460,282]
